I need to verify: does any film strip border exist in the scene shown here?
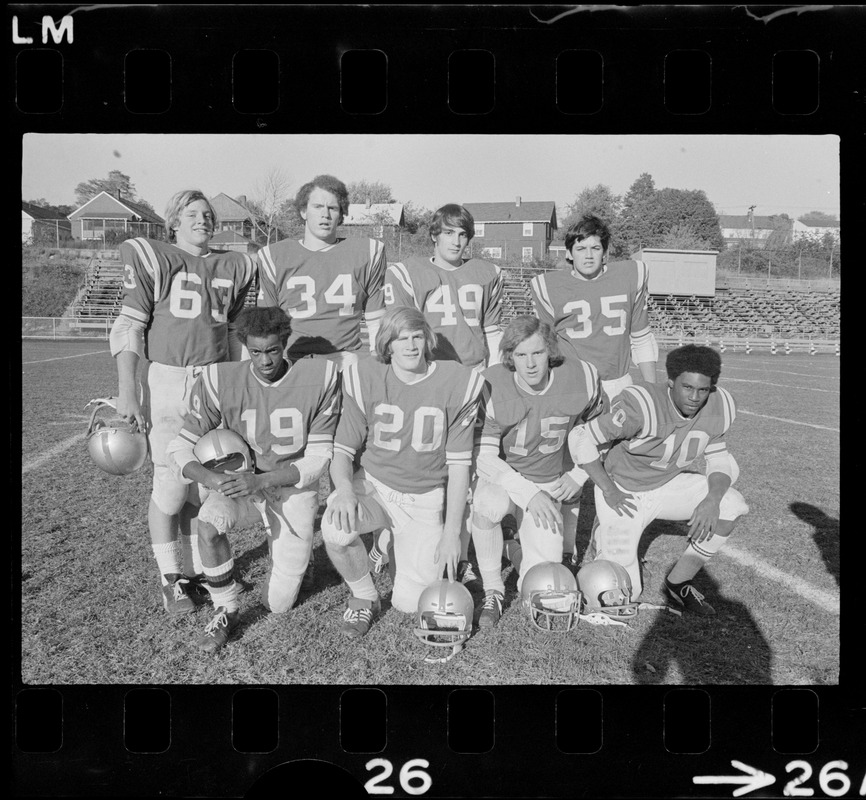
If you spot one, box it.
[14,684,865,797]
[9,5,864,131]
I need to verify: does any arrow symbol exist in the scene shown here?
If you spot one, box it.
[693,760,776,797]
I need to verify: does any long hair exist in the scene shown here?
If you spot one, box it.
[294,174,349,224]
[429,203,475,241]
[374,306,437,364]
[164,189,217,242]
[564,213,611,256]
[499,315,565,371]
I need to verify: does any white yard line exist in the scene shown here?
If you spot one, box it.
[724,377,839,393]
[721,543,840,615]
[23,350,110,365]
[22,433,85,474]
[737,408,839,432]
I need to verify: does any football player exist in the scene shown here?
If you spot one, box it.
[256,174,387,368]
[382,203,504,584]
[529,214,659,567]
[110,189,256,615]
[471,316,603,625]
[166,307,339,651]
[568,344,749,616]
[321,306,485,637]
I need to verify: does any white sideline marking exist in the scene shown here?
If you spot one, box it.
[738,409,839,432]
[724,377,839,394]
[23,350,110,365]
[22,433,85,474]
[721,543,840,615]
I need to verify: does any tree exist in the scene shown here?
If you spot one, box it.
[560,184,622,232]
[618,173,657,256]
[658,223,713,251]
[348,179,394,205]
[639,188,724,251]
[401,200,432,234]
[74,170,139,205]
[797,210,838,227]
[239,167,294,244]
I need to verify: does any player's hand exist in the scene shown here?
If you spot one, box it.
[325,487,359,533]
[601,486,637,518]
[434,532,460,581]
[116,391,146,433]
[548,474,583,503]
[688,496,722,543]
[526,491,562,534]
[216,470,262,499]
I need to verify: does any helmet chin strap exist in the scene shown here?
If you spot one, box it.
[423,641,464,664]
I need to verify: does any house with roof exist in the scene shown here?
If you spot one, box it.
[22,201,71,244]
[211,193,257,240]
[210,229,259,255]
[340,201,405,240]
[462,197,558,262]
[67,191,164,242]
[792,219,840,244]
[718,213,789,249]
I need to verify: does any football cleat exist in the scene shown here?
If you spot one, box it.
[456,560,479,586]
[198,606,240,653]
[414,579,474,658]
[577,560,640,619]
[84,397,148,476]
[193,428,254,473]
[520,562,581,633]
[341,596,381,638]
[664,578,716,616]
[478,590,504,628]
[161,574,195,615]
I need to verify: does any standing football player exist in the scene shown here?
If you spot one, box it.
[110,189,256,615]
[471,316,603,626]
[568,344,749,615]
[529,213,659,567]
[166,307,339,651]
[383,203,504,585]
[321,306,485,637]
[256,174,387,368]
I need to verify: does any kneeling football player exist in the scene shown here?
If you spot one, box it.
[167,306,339,651]
[321,306,485,637]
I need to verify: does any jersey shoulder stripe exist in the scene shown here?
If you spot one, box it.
[462,367,487,407]
[529,273,554,316]
[342,361,364,412]
[622,384,658,439]
[386,262,416,299]
[201,363,221,412]
[257,245,278,284]
[126,237,162,296]
[715,386,736,431]
[634,259,649,291]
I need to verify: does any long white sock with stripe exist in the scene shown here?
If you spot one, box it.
[667,533,730,584]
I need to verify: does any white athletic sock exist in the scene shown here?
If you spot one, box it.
[203,558,240,613]
[181,531,203,576]
[347,572,379,602]
[472,524,505,593]
[152,540,183,585]
[667,533,730,585]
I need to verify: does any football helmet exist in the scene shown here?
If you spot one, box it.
[520,562,581,633]
[193,429,254,473]
[413,579,474,657]
[576,559,640,619]
[84,397,148,476]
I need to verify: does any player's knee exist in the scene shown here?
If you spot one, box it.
[720,488,749,520]
[260,573,302,614]
[195,518,222,546]
[321,518,360,548]
[151,468,190,516]
[472,483,511,524]
[198,492,241,535]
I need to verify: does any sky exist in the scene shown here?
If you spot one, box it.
[21,133,840,223]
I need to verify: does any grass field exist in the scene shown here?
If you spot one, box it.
[19,339,840,686]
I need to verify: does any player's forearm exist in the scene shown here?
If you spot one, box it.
[329,452,356,492]
[705,471,732,503]
[182,461,224,491]
[580,458,618,496]
[444,464,471,536]
[255,464,302,490]
[637,360,657,383]
[116,350,140,396]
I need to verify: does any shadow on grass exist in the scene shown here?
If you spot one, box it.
[790,501,839,587]
[630,571,772,685]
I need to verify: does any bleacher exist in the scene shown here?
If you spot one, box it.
[57,256,839,344]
